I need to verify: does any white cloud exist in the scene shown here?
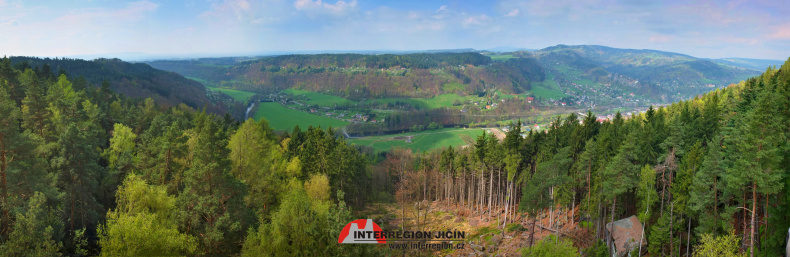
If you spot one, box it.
[504,9,519,17]
[463,14,491,27]
[767,22,790,40]
[294,0,358,17]
[200,0,289,25]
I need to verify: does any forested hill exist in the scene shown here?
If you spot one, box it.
[147,53,545,100]
[530,45,761,100]
[147,46,763,104]
[7,56,241,117]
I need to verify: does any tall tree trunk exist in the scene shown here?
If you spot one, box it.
[488,167,493,220]
[608,197,616,251]
[687,215,691,256]
[713,176,718,237]
[669,202,674,257]
[0,141,8,238]
[660,166,666,217]
[750,183,757,257]
[530,213,537,247]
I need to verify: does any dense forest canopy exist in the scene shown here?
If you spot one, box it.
[0,57,382,256]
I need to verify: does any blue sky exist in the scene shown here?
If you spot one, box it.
[1,0,789,60]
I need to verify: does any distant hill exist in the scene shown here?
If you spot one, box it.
[10,57,242,117]
[147,45,764,105]
[148,53,545,100]
[709,58,785,71]
[528,45,760,102]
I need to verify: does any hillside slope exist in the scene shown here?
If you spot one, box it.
[530,45,759,102]
[10,57,241,117]
[148,53,544,100]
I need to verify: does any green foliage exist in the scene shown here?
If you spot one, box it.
[228,118,280,215]
[582,240,609,257]
[692,232,745,257]
[243,181,334,256]
[636,165,658,223]
[505,223,526,233]
[99,174,197,256]
[176,112,252,255]
[1,192,62,257]
[521,235,579,257]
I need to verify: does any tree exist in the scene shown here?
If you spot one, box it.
[52,123,103,248]
[725,81,786,257]
[690,136,727,236]
[0,86,54,240]
[1,192,62,257]
[176,112,251,255]
[227,118,279,215]
[102,123,137,206]
[693,232,745,257]
[99,174,197,256]
[242,180,332,256]
[19,69,52,139]
[520,235,579,257]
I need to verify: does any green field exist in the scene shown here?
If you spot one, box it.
[253,102,350,131]
[490,54,516,61]
[348,128,486,153]
[529,73,570,99]
[283,89,355,106]
[205,86,256,103]
[368,94,478,110]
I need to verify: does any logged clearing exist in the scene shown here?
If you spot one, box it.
[360,201,589,256]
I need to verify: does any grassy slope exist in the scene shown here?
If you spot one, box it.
[529,72,569,99]
[284,89,355,106]
[349,128,485,153]
[253,102,350,131]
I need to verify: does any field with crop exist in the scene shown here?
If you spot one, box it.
[349,128,486,153]
[253,102,350,131]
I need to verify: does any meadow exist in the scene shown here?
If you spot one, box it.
[348,128,486,153]
[529,72,570,99]
[253,102,350,131]
[205,86,257,103]
[489,54,516,61]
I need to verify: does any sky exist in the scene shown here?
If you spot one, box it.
[1,0,789,60]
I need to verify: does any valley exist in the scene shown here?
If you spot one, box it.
[154,45,770,153]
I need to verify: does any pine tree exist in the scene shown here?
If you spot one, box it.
[176,112,251,255]
[1,192,62,257]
